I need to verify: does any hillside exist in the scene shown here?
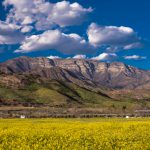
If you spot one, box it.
[0,56,150,114]
[1,56,150,89]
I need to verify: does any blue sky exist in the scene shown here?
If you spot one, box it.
[0,0,150,69]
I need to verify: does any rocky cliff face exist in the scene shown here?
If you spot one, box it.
[0,56,150,89]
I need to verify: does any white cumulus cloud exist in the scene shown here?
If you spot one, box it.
[0,21,24,44]
[0,0,145,58]
[73,54,87,59]
[47,55,61,59]
[15,29,92,54]
[3,0,92,31]
[87,23,141,50]
[124,55,146,60]
[21,26,33,33]
[91,53,117,61]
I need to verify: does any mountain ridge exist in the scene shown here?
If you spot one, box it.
[0,56,150,89]
[0,56,150,112]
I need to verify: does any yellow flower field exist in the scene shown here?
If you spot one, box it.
[0,118,150,150]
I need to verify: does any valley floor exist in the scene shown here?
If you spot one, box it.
[0,106,149,118]
[0,118,150,149]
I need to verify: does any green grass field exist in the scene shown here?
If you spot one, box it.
[1,79,149,113]
[0,118,150,150]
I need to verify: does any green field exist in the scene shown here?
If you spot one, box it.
[0,118,150,150]
[1,77,149,114]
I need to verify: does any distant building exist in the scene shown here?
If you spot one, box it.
[20,115,25,119]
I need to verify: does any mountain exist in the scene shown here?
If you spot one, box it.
[0,56,150,113]
[0,56,150,89]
